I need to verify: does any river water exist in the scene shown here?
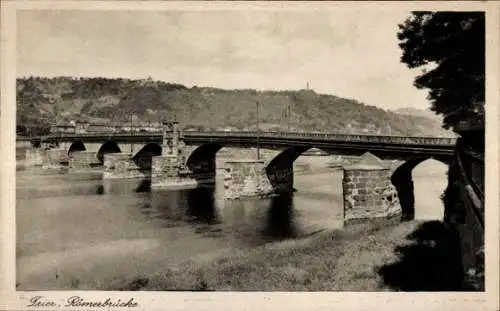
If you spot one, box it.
[16,154,347,290]
[16,148,447,290]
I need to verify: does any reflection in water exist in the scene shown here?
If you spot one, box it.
[186,187,219,225]
[94,179,152,195]
[95,184,104,195]
[54,174,304,244]
[16,154,450,290]
[135,179,152,193]
[16,157,343,291]
[263,193,297,240]
[148,190,186,222]
[92,178,302,242]
[99,179,152,195]
[219,193,299,245]
[144,186,221,231]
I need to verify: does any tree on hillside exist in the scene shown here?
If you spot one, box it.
[397,12,485,130]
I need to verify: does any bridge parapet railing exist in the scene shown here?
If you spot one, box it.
[194,131,456,145]
[39,131,457,146]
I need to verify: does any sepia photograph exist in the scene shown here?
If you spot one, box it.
[1,1,498,309]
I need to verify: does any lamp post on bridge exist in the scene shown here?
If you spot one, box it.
[287,102,292,132]
[130,114,134,154]
[256,100,260,161]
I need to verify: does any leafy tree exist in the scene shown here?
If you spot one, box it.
[397,12,485,130]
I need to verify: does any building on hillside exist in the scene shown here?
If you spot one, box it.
[85,122,117,133]
[117,123,163,133]
[216,126,238,132]
[50,121,165,134]
[50,124,76,134]
[75,121,89,134]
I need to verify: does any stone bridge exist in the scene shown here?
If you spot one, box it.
[23,121,457,223]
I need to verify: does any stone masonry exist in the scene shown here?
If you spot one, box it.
[151,155,197,189]
[224,160,274,199]
[25,148,44,167]
[267,166,294,193]
[69,151,100,171]
[151,120,197,189]
[342,152,402,221]
[103,153,146,179]
[41,148,68,169]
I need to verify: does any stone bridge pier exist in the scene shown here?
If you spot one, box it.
[153,144,292,199]
[25,141,110,171]
[223,159,275,199]
[221,150,297,199]
[103,153,146,179]
[26,122,456,226]
[69,151,100,171]
[342,153,402,222]
[151,121,198,188]
[24,142,69,169]
[222,150,405,224]
[41,148,69,169]
[149,121,290,195]
[102,142,163,179]
[24,147,45,167]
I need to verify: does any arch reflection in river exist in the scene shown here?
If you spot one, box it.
[147,186,220,225]
[98,179,152,195]
[262,193,298,240]
[186,187,219,225]
[220,193,298,244]
[93,178,301,244]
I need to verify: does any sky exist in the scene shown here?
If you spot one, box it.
[16,8,432,111]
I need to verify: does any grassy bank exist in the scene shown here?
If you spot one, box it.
[101,219,466,291]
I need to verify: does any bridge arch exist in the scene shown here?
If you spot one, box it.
[264,145,453,202]
[132,143,162,170]
[186,143,223,183]
[31,139,41,148]
[97,141,122,164]
[265,146,329,191]
[265,146,311,169]
[68,141,86,156]
[391,156,450,221]
[264,145,378,180]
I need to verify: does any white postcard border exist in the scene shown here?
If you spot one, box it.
[1,1,499,311]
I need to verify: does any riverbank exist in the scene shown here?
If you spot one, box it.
[99,218,465,291]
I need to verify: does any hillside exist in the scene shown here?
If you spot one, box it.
[16,77,454,137]
[393,107,442,122]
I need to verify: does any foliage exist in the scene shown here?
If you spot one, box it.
[16,77,53,136]
[16,76,454,137]
[397,12,485,130]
